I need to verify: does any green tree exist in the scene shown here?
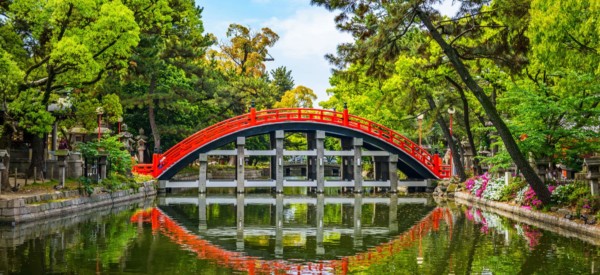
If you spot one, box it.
[110,0,214,152]
[312,0,554,202]
[211,24,279,78]
[5,0,140,176]
[207,24,281,115]
[270,66,295,102]
[274,86,317,108]
[0,50,23,190]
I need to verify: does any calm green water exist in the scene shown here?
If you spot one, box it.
[0,195,598,274]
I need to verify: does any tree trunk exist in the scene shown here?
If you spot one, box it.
[148,76,160,154]
[426,95,467,181]
[446,76,483,175]
[416,9,551,203]
[28,134,46,181]
[0,114,12,191]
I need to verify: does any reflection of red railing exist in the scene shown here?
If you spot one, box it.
[130,207,451,274]
[133,108,450,179]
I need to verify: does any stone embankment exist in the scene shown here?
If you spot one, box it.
[0,197,154,248]
[0,181,156,225]
[454,192,600,245]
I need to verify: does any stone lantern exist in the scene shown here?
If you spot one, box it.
[120,123,135,155]
[54,149,70,189]
[135,128,148,163]
[461,139,473,173]
[97,149,109,182]
[584,156,600,196]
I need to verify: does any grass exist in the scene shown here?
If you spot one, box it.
[19,178,81,193]
[28,198,69,205]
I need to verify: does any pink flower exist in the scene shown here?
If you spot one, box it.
[465,178,475,190]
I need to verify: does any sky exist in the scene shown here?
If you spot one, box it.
[196,0,459,106]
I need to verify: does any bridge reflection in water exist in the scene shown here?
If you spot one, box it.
[132,195,453,274]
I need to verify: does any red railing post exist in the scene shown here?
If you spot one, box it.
[152,153,160,177]
[433,152,440,176]
[343,103,349,126]
[250,103,256,125]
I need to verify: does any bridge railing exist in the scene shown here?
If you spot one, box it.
[139,108,450,179]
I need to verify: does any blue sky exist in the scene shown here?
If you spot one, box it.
[196,0,458,105]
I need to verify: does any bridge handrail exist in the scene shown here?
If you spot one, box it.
[145,108,449,178]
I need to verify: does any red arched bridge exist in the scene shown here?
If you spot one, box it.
[133,107,450,192]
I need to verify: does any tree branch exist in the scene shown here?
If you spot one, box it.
[93,35,122,59]
[57,3,74,41]
[567,33,598,54]
[23,56,50,84]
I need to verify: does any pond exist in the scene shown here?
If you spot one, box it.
[0,194,598,274]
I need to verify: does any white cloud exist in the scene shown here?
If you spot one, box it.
[262,7,352,105]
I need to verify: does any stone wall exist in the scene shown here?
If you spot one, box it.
[0,181,156,225]
[0,197,153,248]
[454,192,600,245]
[8,151,84,180]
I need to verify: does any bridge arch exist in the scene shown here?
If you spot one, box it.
[134,108,450,181]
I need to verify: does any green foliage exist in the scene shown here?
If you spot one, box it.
[103,174,135,192]
[9,89,55,136]
[212,23,279,77]
[551,184,576,205]
[8,0,140,90]
[568,184,591,205]
[274,85,317,108]
[79,176,94,196]
[76,135,132,176]
[0,50,23,95]
[270,66,295,101]
[132,172,155,183]
[499,177,527,202]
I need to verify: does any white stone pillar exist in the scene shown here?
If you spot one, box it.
[353,138,363,193]
[199,154,208,193]
[236,137,245,193]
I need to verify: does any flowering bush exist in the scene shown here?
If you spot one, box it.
[551,184,575,204]
[482,177,507,201]
[515,186,528,205]
[516,185,556,210]
[464,173,507,200]
[465,173,489,197]
[499,177,527,202]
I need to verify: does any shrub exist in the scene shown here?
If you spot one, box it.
[499,177,527,202]
[568,184,591,205]
[79,176,94,196]
[517,185,556,210]
[465,173,490,198]
[482,177,507,201]
[465,173,507,200]
[133,172,155,183]
[76,136,133,177]
[551,184,576,205]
